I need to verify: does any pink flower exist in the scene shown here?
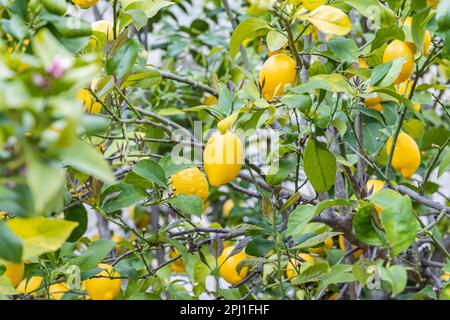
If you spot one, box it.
[46,56,72,78]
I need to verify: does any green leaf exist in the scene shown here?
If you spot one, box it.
[303,139,337,193]
[266,30,288,52]
[353,202,386,246]
[317,264,355,291]
[315,198,351,215]
[369,189,418,256]
[266,160,294,186]
[159,156,194,177]
[25,144,65,214]
[280,192,301,212]
[76,240,116,272]
[286,205,316,237]
[281,94,312,114]
[121,0,173,19]
[106,38,141,80]
[132,159,167,188]
[341,0,395,26]
[352,258,378,287]
[327,37,358,62]
[229,17,271,59]
[421,127,450,150]
[371,25,404,51]
[64,204,88,243]
[403,119,425,141]
[124,69,161,88]
[245,237,275,257]
[370,57,405,87]
[410,10,433,54]
[436,0,450,31]
[379,265,407,297]
[0,185,35,217]
[60,139,115,184]
[41,0,67,15]
[293,74,354,95]
[291,232,341,250]
[440,283,450,300]
[126,292,161,300]
[31,28,71,68]
[371,87,413,110]
[101,183,148,213]
[0,276,19,295]
[122,9,148,30]
[7,217,78,259]
[0,222,23,263]
[48,16,92,38]
[168,194,202,216]
[295,262,330,284]
[412,285,438,300]
[438,151,450,178]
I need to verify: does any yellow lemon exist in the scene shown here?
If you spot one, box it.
[358,57,369,68]
[386,131,421,178]
[203,132,244,187]
[286,253,314,281]
[111,234,127,254]
[17,276,43,294]
[328,292,339,300]
[169,249,185,273]
[217,246,248,285]
[91,20,114,42]
[383,40,414,84]
[85,264,121,300]
[338,235,363,259]
[268,49,286,57]
[170,167,209,201]
[364,96,383,112]
[72,0,98,8]
[259,53,297,100]
[76,88,102,113]
[308,237,333,255]
[3,262,25,287]
[426,0,438,8]
[397,79,413,97]
[366,179,384,216]
[129,206,150,229]
[441,272,450,282]
[202,95,218,106]
[223,199,234,217]
[48,282,69,300]
[404,17,432,56]
[366,179,385,194]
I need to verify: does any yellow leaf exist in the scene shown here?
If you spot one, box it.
[7,217,78,259]
[297,0,326,11]
[299,5,352,36]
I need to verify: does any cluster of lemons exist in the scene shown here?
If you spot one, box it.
[68,1,431,288]
[3,261,121,300]
[363,17,431,179]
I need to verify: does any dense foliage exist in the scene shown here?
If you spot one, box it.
[0,0,449,300]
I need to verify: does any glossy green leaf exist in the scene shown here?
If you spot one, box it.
[0,222,23,263]
[369,189,418,256]
[229,17,271,59]
[304,139,337,193]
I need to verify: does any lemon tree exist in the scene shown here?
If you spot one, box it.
[0,0,449,301]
